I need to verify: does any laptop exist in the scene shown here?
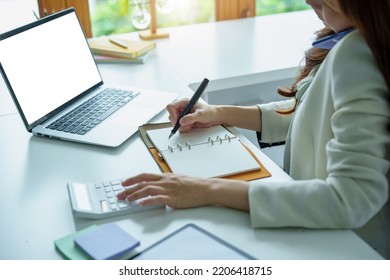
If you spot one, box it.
[0,8,177,147]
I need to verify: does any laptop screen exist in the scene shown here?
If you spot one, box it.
[0,9,102,129]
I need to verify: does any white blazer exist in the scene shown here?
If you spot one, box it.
[250,31,390,258]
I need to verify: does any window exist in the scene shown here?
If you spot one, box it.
[256,0,310,16]
[89,0,310,37]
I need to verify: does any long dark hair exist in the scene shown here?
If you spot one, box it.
[276,27,334,114]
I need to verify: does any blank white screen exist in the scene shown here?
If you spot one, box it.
[0,11,102,125]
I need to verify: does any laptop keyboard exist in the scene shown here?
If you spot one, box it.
[46,88,139,135]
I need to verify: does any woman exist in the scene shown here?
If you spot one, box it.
[118,1,390,258]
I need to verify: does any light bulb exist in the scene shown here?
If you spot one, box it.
[131,0,151,30]
[156,0,174,14]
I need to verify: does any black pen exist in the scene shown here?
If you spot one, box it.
[168,78,209,139]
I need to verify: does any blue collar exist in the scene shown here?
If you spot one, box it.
[312,28,355,49]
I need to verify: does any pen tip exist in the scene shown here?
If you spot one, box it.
[168,133,173,139]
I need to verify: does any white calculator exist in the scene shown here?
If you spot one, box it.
[67,179,163,219]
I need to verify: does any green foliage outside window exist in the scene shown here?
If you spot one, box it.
[256,0,309,16]
[91,0,309,37]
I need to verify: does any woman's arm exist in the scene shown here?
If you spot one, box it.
[117,173,250,211]
[166,100,262,132]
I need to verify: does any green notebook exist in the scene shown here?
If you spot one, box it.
[54,225,98,260]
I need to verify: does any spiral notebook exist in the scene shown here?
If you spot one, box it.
[139,123,271,180]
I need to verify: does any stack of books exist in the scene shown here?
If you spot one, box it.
[88,36,156,64]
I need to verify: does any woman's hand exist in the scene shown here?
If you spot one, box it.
[166,99,262,133]
[117,173,213,208]
[166,99,221,133]
[117,173,250,211]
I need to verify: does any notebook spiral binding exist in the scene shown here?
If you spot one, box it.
[167,134,236,152]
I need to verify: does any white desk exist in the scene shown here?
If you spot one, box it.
[0,8,383,260]
[156,11,323,89]
[113,11,324,102]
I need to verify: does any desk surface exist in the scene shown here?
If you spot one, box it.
[0,8,382,260]
[0,114,380,260]
[114,10,324,92]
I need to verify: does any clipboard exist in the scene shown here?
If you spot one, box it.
[131,223,256,260]
[139,122,271,181]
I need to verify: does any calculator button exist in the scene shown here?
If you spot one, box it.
[117,201,129,209]
[110,179,121,185]
[110,204,118,210]
[112,185,123,191]
[100,200,109,212]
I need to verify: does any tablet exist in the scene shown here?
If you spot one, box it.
[131,223,255,260]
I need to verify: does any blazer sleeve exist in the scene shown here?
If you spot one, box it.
[257,100,293,145]
[257,73,314,145]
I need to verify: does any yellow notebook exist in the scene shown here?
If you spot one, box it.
[139,123,271,181]
[88,36,156,59]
